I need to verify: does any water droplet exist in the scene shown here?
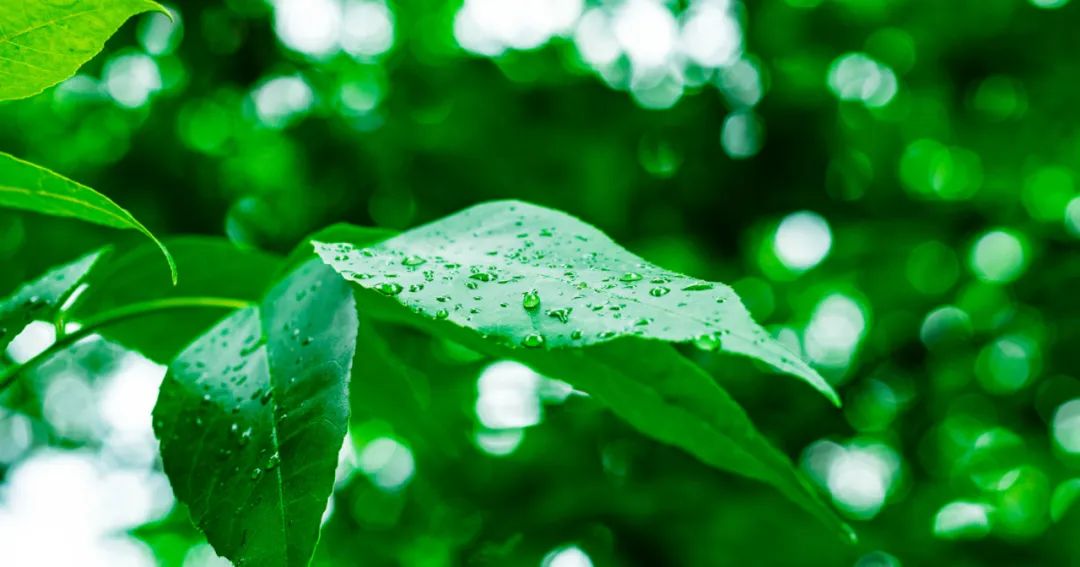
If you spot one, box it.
[694,333,721,351]
[546,308,572,324]
[401,255,427,267]
[469,272,493,282]
[570,330,583,340]
[598,331,617,339]
[683,283,714,291]
[435,309,449,320]
[651,277,670,284]
[265,453,281,470]
[649,286,671,297]
[619,272,643,282]
[301,337,313,346]
[375,282,404,296]
[521,333,545,348]
[250,467,263,480]
[522,290,541,311]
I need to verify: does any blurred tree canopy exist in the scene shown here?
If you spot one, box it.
[1,0,1079,566]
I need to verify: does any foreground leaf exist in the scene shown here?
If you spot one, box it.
[0,249,106,352]
[348,289,854,542]
[70,237,281,361]
[0,152,177,283]
[313,200,837,405]
[154,261,357,567]
[0,0,165,101]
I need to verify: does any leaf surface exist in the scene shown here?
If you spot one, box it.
[70,237,281,361]
[0,152,176,282]
[313,200,837,405]
[0,0,165,101]
[0,249,105,352]
[153,261,357,567]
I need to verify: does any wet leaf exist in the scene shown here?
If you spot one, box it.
[0,0,166,101]
[314,200,837,405]
[153,261,357,567]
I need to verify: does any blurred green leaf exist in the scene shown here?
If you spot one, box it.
[0,248,105,352]
[0,152,176,282]
[154,261,357,567]
[0,0,166,101]
[70,236,280,361]
[313,200,837,405]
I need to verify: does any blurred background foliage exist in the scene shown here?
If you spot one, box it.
[1,0,1080,565]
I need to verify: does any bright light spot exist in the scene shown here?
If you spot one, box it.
[183,544,230,567]
[976,335,1037,394]
[455,0,583,54]
[827,52,898,107]
[773,211,832,271]
[251,75,314,128]
[44,372,99,440]
[802,439,900,520]
[357,437,415,491]
[137,9,182,56]
[0,411,32,464]
[680,0,741,68]
[969,229,1028,283]
[720,110,764,158]
[1066,196,1080,237]
[541,545,594,567]
[0,450,170,567]
[933,501,992,539]
[1053,400,1080,454]
[341,0,395,59]
[574,9,621,66]
[5,320,55,363]
[613,0,678,71]
[717,58,763,108]
[630,70,685,110]
[804,294,867,369]
[475,428,526,456]
[476,360,543,429]
[104,53,162,108]
[273,0,342,57]
[1030,0,1070,8]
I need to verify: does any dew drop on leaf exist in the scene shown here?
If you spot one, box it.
[649,286,671,297]
[620,272,643,282]
[375,282,404,296]
[521,333,545,348]
[683,283,714,291]
[522,290,541,311]
[401,255,427,266]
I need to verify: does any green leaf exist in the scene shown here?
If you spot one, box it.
[348,289,854,542]
[0,0,166,101]
[0,152,177,283]
[153,260,357,567]
[313,200,838,405]
[0,248,106,352]
[70,237,281,361]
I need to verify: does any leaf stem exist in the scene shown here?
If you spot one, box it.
[0,296,253,393]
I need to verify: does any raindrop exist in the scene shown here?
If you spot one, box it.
[649,286,671,297]
[620,272,643,282]
[683,283,715,291]
[375,282,404,296]
[522,290,541,311]
[598,331,617,339]
[265,453,281,470]
[547,308,572,324]
[435,309,449,320]
[401,255,427,267]
[250,467,263,480]
[469,272,493,282]
[570,330,583,340]
[694,333,722,351]
[521,333,546,348]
